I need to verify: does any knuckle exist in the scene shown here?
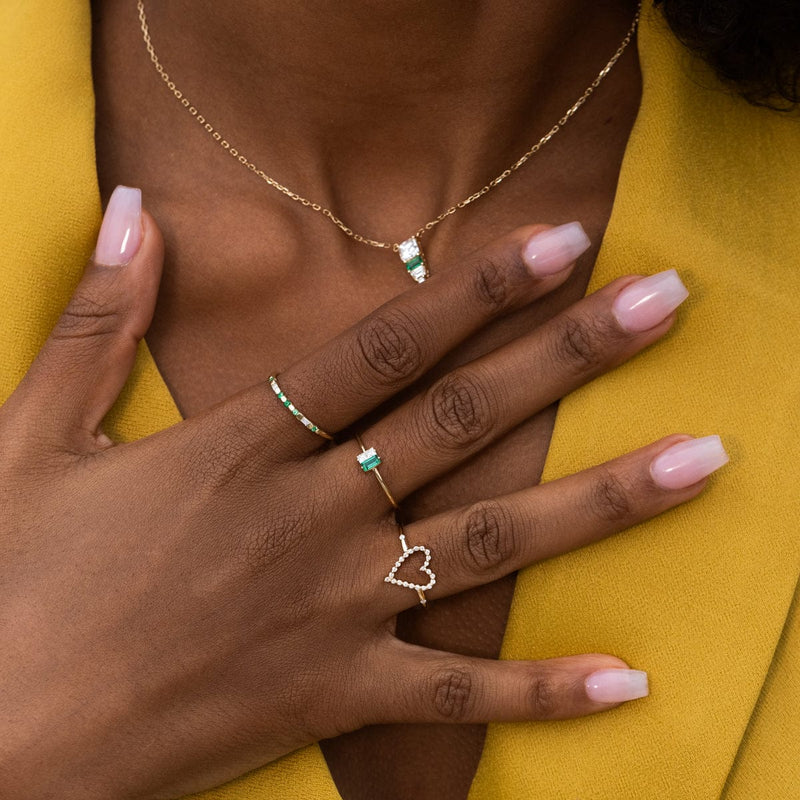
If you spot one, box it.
[527,672,560,720]
[470,256,511,313]
[184,414,265,493]
[277,668,331,738]
[551,313,617,375]
[241,503,315,570]
[53,282,126,342]
[297,649,376,740]
[460,501,515,575]
[467,240,532,315]
[354,309,425,386]
[424,371,493,450]
[590,467,634,523]
[282,574,325,629]
[431,668,477,722]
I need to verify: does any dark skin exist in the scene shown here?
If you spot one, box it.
[92,0,642,796]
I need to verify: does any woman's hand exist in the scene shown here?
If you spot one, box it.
[0,187,726,800]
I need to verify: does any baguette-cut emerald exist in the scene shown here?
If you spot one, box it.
[360,454,381,471]
[406,255,423,271]
[357,447,382,472]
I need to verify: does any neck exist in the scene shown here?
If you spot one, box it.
[141,0,639,241]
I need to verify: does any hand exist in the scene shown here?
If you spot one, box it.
[0,187,726,799]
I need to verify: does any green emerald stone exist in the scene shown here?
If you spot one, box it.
[360,455,381,471]
[406,255,423,270]
[357,446,382,471]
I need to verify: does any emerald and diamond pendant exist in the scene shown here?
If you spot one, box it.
[398,237,429,283]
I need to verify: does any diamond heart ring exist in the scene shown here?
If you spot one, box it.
[384,527,436,607]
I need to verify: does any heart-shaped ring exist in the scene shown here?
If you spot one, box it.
[384,539,436,597]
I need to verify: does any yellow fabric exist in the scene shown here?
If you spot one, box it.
[1,2,798,798]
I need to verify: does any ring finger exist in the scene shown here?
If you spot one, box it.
[375,434,729,614]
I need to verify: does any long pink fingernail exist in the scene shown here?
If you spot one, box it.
[585,669,649,703]
[612,270,689,332]
[95,186,142,266]
[522,222,591,277]
[650,435,730,490]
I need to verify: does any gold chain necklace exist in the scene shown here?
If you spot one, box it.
[136,1,640,282]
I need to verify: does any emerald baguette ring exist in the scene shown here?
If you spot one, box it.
[355,435,399,509]
[269,376,333,441]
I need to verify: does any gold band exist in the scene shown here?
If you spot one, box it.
[355,435,398,509]
[371,468,399,509]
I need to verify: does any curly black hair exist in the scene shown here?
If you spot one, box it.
[656,0,800,109]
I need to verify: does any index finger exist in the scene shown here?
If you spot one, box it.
[245,222,592,457]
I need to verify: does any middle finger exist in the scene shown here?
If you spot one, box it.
[332,270,689,509]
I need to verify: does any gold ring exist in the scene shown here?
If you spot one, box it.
[355,435,398,509]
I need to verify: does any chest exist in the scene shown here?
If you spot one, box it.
[91,6,641,799]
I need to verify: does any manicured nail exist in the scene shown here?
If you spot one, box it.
[585,669,649,703]
[612,269,689,332]
[650,435,729,490]
[95,186,142,266]
[522,222,591,277]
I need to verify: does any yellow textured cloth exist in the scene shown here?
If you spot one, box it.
[1,2,799,798]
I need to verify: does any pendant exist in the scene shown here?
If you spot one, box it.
[398,237,429,283]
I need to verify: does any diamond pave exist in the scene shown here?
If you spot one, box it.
[384,544,436,592]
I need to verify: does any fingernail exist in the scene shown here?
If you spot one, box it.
[95,186,142,266]
[522,222,591,277]
[650,435,730,490]
[585,669,649,703]
[612,270,689,332]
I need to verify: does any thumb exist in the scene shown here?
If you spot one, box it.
[16,185,164,451]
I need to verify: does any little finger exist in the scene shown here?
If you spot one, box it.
[363,640,650,725]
